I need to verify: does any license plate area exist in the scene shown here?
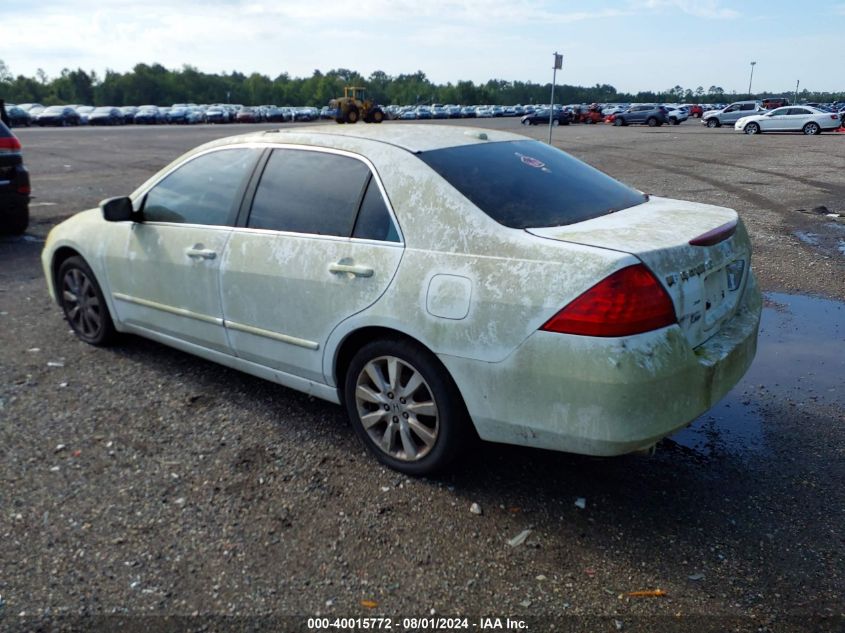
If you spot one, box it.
[703,259,744,330]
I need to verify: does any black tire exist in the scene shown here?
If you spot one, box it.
[345,107,360,124]
[343,337,470,475]
[706,118,720,128]
[371,109,384,124]
[0,204,28,235]
[57,256,117,346]
[672,119,681,125]
[803,122,821,135]
[335,116,345,124]
[646,117,658,127]
[521,118,530,126]
[613,117,623,126]
[744,122,760,135]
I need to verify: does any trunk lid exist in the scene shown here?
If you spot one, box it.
[527,196,751,348]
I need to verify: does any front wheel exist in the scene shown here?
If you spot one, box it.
[57,256,117,346]
[344,338,470,475]
[803,122,821,135]
[371,109,384,123]
[706,118,720,128]
[744,122,760,135]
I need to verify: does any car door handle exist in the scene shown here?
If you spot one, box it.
[329,262,374,278]
[185,246,217,260]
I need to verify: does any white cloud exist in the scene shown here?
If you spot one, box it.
[631,0,740,19]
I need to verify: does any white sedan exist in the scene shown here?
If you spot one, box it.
[42,125,761,475]
[735,105,841,135]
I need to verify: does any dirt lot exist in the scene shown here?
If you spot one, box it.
[1,120,843,633]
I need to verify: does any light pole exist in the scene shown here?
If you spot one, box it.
[748,61,756,97]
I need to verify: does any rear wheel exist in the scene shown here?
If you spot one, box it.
[803,122,821,135]
[744,122,760,135]
[57,256,117,346]
[647,117,658,127]
[344,338,469,475]
[346,107,360,124]
[0,204,28,235]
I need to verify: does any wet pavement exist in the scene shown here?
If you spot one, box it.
[672,292,844,456]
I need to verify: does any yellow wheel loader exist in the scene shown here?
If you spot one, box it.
[329,86,385,124]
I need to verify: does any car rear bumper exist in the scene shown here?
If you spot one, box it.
[441,272,762,456]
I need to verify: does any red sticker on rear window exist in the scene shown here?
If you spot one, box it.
[515,152,550,172]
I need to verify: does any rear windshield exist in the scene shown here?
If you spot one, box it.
[418,140,646,229]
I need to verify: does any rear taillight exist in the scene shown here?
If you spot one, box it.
[17,184,31,195]
[0,136,22,153]
[541,264,676,337]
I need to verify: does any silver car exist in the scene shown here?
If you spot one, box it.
[702,101,765,127]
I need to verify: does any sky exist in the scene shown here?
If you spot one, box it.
[4,0,844,94]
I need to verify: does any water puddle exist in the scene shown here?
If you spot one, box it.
[670,292,844,456]
[793,221,845,258]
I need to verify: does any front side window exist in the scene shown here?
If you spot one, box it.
[740,103,757,111]
[788,108,810,116]
[247,149,370,237]
[419,140,646,229]
[143,148,257,225]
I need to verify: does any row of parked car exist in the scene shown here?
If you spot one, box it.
[699,100,844,135]
[4,103,323,127]
[519,100,845,134]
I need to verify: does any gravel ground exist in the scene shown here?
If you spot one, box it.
[1,120,843,633]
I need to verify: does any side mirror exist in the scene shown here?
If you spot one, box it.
[100,196,135,222]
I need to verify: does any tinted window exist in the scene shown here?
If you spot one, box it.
[740,103,757,111]
[788,108,810,115]
[352,178,400,242]
[247,149,370,236]
[143,148,256,225]
[419,140,646,229]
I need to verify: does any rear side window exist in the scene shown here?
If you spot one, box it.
[248,149,370,236]
[352,178,400,242]
[143,148,257,225]
[418,140,646,229]
[740,103,757,111]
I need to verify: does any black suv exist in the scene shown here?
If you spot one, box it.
[0,120,30,234]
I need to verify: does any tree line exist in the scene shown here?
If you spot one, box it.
[1,60,842,107]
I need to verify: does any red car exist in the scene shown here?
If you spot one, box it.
[683,104,704,118]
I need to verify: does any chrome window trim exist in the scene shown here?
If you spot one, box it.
[130,142,405,244]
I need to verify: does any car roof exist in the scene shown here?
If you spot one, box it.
[210,124,530,155]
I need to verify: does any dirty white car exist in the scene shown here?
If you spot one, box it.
[42,125,761,475]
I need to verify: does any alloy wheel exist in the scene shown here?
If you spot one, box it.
[62,267,104,339]
[354,355,439,462]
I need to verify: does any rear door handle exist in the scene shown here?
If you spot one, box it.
[185,246,217,260]
[329,262,374,278]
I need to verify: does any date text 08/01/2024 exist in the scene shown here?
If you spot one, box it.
[307,616,528,630]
